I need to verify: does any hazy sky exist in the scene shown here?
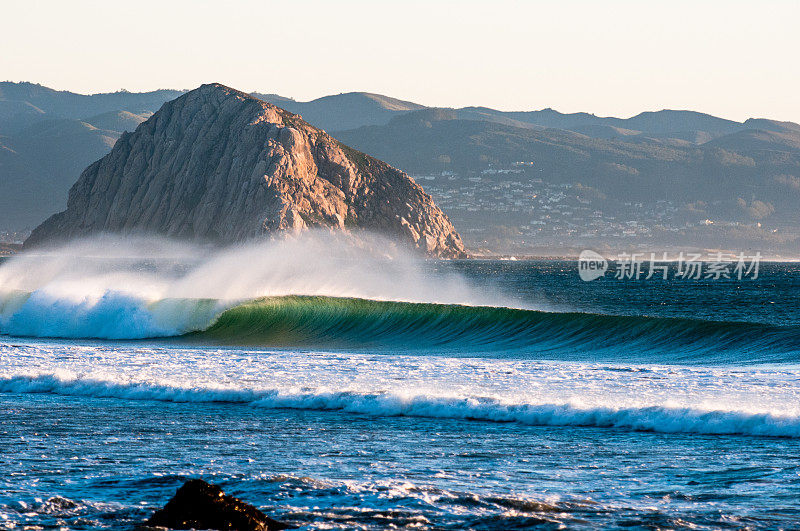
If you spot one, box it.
[2,0,798,122]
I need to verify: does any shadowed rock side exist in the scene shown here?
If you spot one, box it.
[25,84,467,258]
[145,479,291,530]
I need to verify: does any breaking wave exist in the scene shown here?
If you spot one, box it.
[2,235,799,363]
[3,292,800,363]
[2,373,799,438]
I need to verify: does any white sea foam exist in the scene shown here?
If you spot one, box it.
[2,372,799,437]
[3,340,800,439]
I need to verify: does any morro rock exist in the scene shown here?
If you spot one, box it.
[25,83,467,258]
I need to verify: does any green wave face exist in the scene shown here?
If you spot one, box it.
[4,289,799,363]
[199,296,534,348]
[195,295,800,363]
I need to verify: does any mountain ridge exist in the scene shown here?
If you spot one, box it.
[251,91,426,132]
[4,80,797,141]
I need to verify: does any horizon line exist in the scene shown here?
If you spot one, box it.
[2,79,790,126]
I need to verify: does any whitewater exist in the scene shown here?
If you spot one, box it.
[2,234,800,528]
[4,341,800,438]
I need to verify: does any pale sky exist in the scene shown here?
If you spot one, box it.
[2,0,799,122]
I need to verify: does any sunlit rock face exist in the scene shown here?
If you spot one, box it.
[26,83,467,258]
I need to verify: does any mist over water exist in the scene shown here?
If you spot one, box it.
[0,233,508,339]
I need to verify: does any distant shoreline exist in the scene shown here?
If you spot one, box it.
[2,242,796,262]
[0,243,22,257]
[463,253,800,262]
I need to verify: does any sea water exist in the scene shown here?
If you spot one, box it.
[1,239,800,529]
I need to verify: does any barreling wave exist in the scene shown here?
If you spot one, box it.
[194,296,800,363]
[3,292,800,362]
[2,373,799,438]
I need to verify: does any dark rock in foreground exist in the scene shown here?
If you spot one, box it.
[145,479,291,530]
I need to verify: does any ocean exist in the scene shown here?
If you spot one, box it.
[1,237,799,529]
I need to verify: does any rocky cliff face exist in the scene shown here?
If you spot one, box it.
[26,84,467,258]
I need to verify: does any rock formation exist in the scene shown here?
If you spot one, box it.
[25,83,467,258]
[145,479,290,530]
